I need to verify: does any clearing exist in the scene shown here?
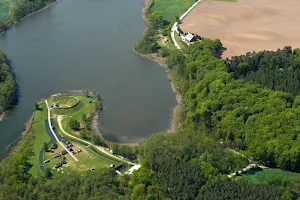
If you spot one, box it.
[236,168,300,184]
[180,0,300,58]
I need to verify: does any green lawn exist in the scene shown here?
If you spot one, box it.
[44,141,120,175]
[240,168,300,184]
[174,33,188,49]
[57,96,97,134]
[151,0,196,21]
[157,35,177,51]
[29,102,51,176]
[0,0,19,22]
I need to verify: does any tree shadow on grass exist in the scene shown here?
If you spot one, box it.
[244,167,263,175]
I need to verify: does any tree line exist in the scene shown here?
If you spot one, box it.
[225,46,300,96]
[0,51,18,114]
[12,0,56,21]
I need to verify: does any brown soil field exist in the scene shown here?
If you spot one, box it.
[181,0,300,58]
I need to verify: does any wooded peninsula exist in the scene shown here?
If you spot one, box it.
[0,51,18,116]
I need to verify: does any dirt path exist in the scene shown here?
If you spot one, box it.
[45,100,78,161]
[181,0,300,58]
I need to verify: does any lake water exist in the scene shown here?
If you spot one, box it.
[0,0,176,159]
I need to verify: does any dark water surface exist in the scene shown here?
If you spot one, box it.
[0,0,176,159]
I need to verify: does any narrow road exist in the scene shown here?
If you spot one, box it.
[57,115,135,165]
[171,0,202,49]
[45,100,78,161]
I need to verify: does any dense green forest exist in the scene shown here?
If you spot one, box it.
[0,51,18,114]
[225,47,300,96]
[12,0,56,21]
[165,41,300,171]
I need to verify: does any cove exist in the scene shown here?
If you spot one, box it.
[0,0,176,159]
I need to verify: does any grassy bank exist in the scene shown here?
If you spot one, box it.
[150,0,196,21]
[28,102,51,176]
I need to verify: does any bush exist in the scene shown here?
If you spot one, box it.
[69,119,80,130]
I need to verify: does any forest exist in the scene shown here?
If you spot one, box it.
[164,41,300,171]
[12,0,56,21]
[225,47,300,96]
[0,51,18,114]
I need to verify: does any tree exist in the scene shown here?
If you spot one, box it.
[34,102,39,110]
[147,11,164,29]
[69,119,80,130]
[0,21,6,31]
[96,94,101,101]
[43,142,48,152]
[44,168,52,179]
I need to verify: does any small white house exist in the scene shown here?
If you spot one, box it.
[184,33,197,43]
[126,164,141,175]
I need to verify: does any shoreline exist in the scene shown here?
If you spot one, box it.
[91,110,140,146]
[133,50,182,133]
[9,115,33,156]
[0,0,60,35]
[134,0,183,134]
[0,113,5,122]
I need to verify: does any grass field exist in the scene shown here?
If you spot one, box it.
[57,95,97,134]
[239,168,300,184]
[29,102,51,176]
[44,141,120,175]
[151,0,195,21]
[0,0,14,22]
[174,33,188,49]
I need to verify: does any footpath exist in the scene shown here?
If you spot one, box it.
[171,0,202,49]
[45,100,78,161]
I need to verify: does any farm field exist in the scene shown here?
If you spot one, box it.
[238,168,300,184]
[180,0,300,58]
[151,0,195,21]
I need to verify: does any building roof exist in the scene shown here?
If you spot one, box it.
[60,160,67,165]
[126,164,141,175]
[55,163,62,168]
[61,150,68,155]
[54,153,61,158]
[185,33,195,41]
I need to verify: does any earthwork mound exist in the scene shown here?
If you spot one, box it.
[52,95,80,109]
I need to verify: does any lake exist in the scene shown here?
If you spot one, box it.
[0,0,176,159]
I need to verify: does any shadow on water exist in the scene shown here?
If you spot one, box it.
[7,59,21,105]
[98,125,120,143]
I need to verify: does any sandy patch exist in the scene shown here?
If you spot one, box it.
[180,0,300,58]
